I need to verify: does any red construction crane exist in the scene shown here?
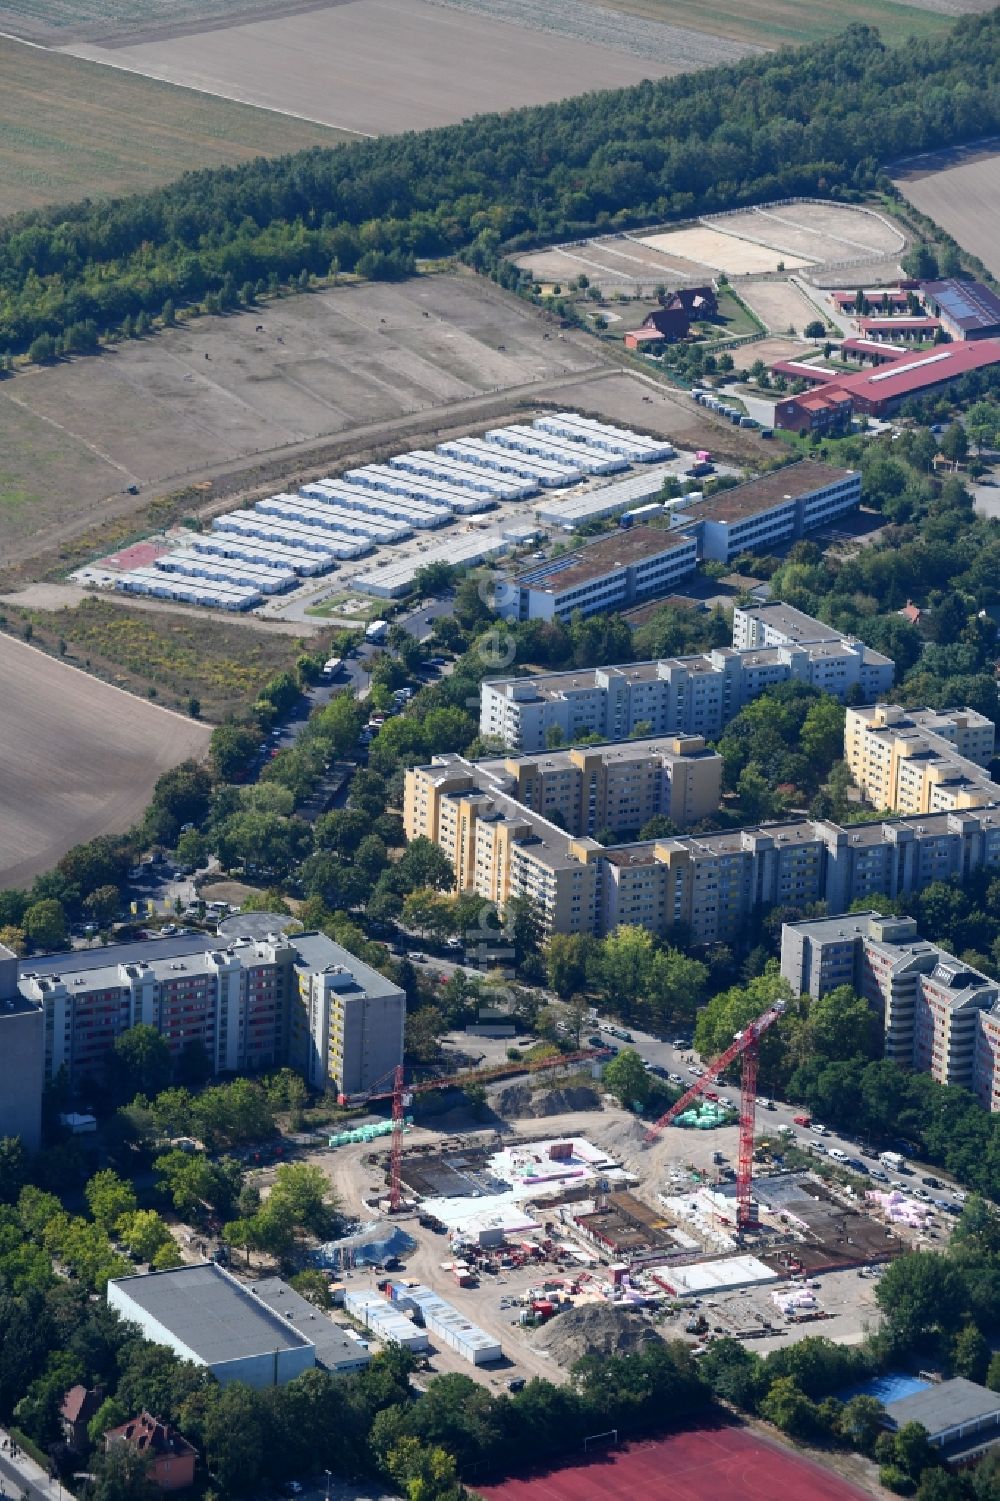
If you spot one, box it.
[644,1001,786,1230]
[340,1047,609,1213]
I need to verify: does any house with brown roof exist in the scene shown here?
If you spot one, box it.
[60,1385,104,1451]
[105,1413,197,1492]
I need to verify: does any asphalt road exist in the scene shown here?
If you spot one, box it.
[601,1018,970,1210]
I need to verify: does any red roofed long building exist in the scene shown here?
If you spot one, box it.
[776,338,1000,431]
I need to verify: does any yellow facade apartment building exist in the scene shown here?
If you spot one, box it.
[845,705,996,816]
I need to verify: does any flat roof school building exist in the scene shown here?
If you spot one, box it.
[495,526,699,622]
[108,1264,316,1388]
[678,462,861,564]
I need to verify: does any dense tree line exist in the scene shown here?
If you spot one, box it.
[3,18,1000,352]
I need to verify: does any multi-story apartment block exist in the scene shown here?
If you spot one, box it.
[845,704,997,816]
[481,603,893,752]
[0,944,45,1150]
[495,526,699,623]
[406,743,1000,946]
[781,912,1000,1112]
[478,736,722,835]
[681,461,861,564]
[732,603,894,707]
[15,932,403,1100]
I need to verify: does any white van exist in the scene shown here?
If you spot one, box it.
[827,1148,848,1163]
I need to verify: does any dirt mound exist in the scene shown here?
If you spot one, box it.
[531,1301,657,1366]
[494,1083,602,1119]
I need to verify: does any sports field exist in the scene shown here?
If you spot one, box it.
[0,631,211,888]
[479,1428,874,1501]
[0,36,352,215]
[893,139,1000,281]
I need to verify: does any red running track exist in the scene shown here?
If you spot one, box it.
[478,1425,873,1501]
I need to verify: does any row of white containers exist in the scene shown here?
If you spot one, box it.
[113,416,674,610]
[395,1283,502,1365]
[343,1289,429,1352]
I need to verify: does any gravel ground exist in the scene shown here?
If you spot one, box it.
[426,0,761,66]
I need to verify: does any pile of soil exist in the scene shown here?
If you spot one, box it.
[530,1301,657,1366]
[494,1083,602,1119]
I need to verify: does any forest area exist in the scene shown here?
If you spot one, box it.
[2,14,1000,354]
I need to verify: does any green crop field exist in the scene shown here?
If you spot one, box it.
[0,38,353,216]
[597,0,956,48]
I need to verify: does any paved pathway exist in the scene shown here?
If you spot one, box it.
[0,1430,63,1501]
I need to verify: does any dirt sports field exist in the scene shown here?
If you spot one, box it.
[0,632,210,888]
[893,139,1000,281]
[478,1428,875,1501]
[0,274,602,567]
[516,202,905,297]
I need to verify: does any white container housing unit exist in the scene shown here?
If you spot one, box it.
[346,464,494,516]
[354,530,513,598]
[534,413,675,463]
[155,549,296,594]
[300,481,427,531]
[192,535,334,576]
[485,425,626,475]
[257,494,408,544]
[214,512,371,559]
[534,463,680,530]
[116,567,260,611]
[342,467,459,520]
[343,1290,429,1352]
[437,437,580,488]
[390,452,531,501]
[401,1285,501,1366]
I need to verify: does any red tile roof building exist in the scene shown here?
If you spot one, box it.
[776,339,1000,429]
[105,1413,197,1492]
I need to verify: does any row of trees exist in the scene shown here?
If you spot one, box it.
[4,18,1000,351]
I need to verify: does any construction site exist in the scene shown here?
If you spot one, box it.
[292,1022,932,1388]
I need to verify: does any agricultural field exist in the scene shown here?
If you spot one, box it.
[893,139,1000,281]
[65,0,675,136]
[0,630,211,888]
[3,596,302,724]
[0,273,603,574]
[581,0,969,48]
[0,37,353,216]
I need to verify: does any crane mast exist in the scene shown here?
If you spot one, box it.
[341,1047,608,1213]
[644,1001,785,1230]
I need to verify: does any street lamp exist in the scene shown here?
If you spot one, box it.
[324,1471,332,1501]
